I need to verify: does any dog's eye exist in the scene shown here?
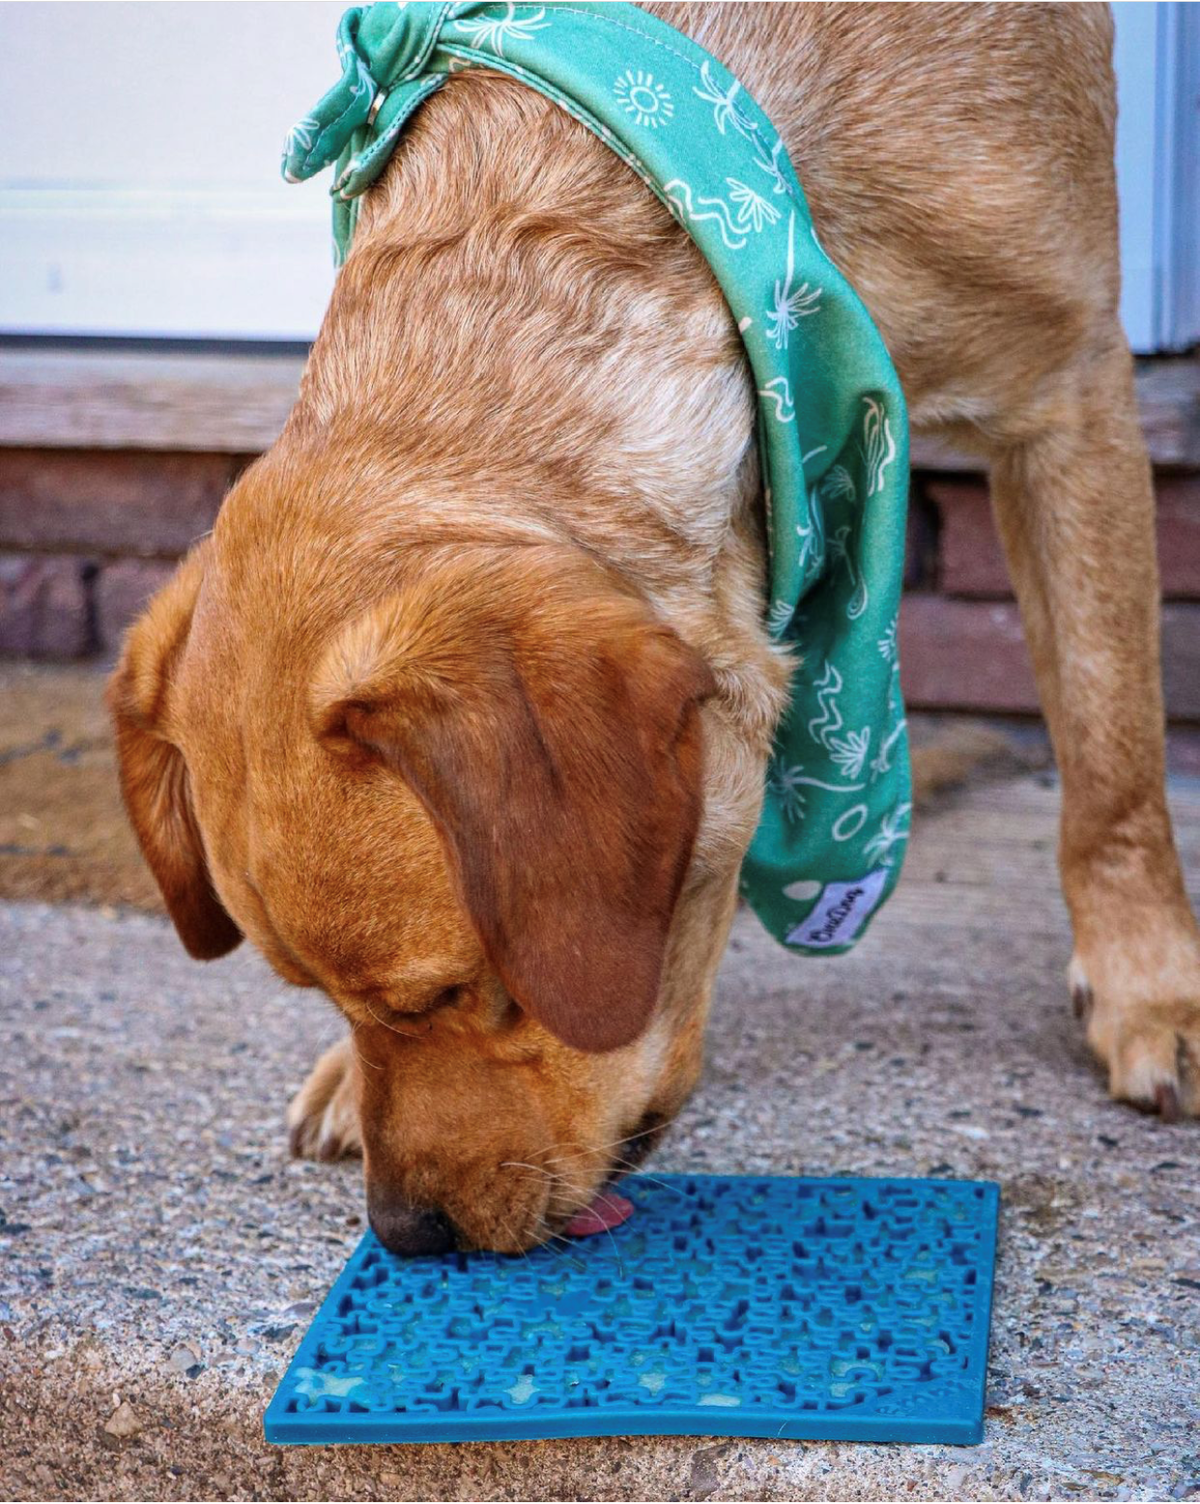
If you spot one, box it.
[421,985,463,1015]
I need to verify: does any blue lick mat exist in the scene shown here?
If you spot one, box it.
[265,1175,999,1446]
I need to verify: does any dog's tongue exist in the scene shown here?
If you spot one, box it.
[563,1188,635,1238]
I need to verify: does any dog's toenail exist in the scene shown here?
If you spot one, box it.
[1154,1083,1181,1123]
[1070,979,1093,1022]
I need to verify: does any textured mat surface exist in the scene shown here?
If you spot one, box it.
[265,1175,999,1446]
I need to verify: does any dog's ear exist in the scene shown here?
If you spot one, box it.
[312,548,715,1052]
[106,550,242,961]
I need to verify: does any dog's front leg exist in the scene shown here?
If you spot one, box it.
[989,331,1200,1116]
[288,1037,363,1161]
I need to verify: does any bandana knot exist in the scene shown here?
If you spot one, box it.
[283,4,455,195]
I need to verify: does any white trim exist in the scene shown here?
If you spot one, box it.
[0,189,335,341]
[0,2,1193,349]
[1154,2,1199,350]
[1113,2,1159,353]
[1113,1,1199,354]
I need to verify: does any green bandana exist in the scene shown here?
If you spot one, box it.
[284,1,912,956]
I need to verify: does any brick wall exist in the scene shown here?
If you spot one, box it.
[901,474,1200,720]
[2,445,1198,721]
[0,449,252,660]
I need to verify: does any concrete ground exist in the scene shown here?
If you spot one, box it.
[2,771,1200,1501]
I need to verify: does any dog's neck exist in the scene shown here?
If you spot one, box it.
[271,69,789,764]
[288,71,758,593]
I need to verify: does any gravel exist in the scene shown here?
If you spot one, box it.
[2,774,1199,1501]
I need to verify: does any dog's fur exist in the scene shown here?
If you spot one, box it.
[109,3,1200,1253]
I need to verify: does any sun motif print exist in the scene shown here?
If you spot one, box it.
[281,0,912,959]
[614,69,674,129]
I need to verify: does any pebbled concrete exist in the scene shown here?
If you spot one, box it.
[2,774,1199,1501]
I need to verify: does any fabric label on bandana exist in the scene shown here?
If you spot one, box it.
[785,869,889,951]
[283,0,914,959]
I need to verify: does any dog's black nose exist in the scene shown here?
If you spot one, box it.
[368,1194,457,1256]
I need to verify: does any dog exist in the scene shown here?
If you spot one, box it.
[108,3,1200,1254]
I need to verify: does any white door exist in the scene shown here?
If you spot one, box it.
[1113,1,1199,353]
[0,0,343,340]
[1,1,1194,350]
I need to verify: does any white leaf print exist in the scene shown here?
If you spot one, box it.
[820,465,857,506]
[282,114,322,181]
[751,133,789,196]
[829,728,871,781]
[725,178,780,233]
[285,115,320,156]
[864,802,911,866]
[828,524,869,620]
[809,664,871,779]
[767,598,795,637]
[692,59,757,137]
[766,212,822,351]
[796,485,826,578]
[768,761,865,824]
[449,3,549,58]
[869,714,907,781]
[349,53,374,101]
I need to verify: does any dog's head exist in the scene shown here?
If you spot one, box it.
[108,498,720,1252]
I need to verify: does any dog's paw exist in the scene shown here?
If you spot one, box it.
[287,1037,363,1160]
[1070,954,1200,1119]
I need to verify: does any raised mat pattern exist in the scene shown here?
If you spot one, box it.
[265,1175,999,1445]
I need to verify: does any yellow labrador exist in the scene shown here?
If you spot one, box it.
[110,4,1199,1254]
